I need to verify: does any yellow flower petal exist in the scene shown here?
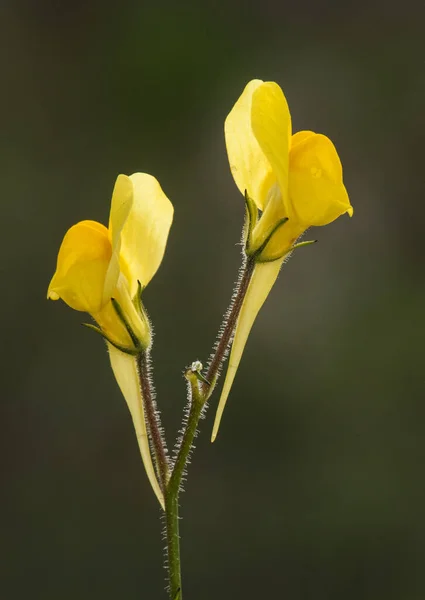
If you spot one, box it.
[104,174,133,304]
[251,82,292,213]
[211,259,283,442]
[291,130,315,149]
[118,173,174,296]
[48,220,111,313]
[225,80,275,210]
[288,133,352,226]
[108,345,164,509]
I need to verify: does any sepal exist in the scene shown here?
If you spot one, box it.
[246,217,289,260]
[81,322,140,355]
[257,238,317,263]
[133,280,151,333]
[243,190,259,251]
[134,280,146,313]
[290,239,318,250]
[111,297,142,349]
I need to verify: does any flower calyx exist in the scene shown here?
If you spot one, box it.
[83,282,151,356]
[243,190,288,262]
[258,238,319,263]
[243,190,319,263]
[243,189,259,248]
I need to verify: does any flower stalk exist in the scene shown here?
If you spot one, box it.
[162,255,256,599]
[204,255,256,394]
[135,350,170,490]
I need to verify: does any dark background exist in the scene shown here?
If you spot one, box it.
[1,1,425,598]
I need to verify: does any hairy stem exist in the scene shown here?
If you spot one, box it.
[166,392,203,600]
[163,255,255,599]
[136,350,169,491]
[204,255,255,392]
[164,492,181,600]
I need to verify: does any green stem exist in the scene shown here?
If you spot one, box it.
[164,492,181,600]
[165,392,203,600]
[163,256,256,599]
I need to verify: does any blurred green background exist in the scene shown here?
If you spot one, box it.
[1,1,425,598]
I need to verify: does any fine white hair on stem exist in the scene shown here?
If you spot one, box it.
[142,347,170,471]
[170,373,207,493]
[205,235,249,383]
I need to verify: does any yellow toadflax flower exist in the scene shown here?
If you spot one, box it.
[48,173,173,507]
[212,79,353,441]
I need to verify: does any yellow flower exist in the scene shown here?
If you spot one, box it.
[48,173,173,507]
[212,80,353,441]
